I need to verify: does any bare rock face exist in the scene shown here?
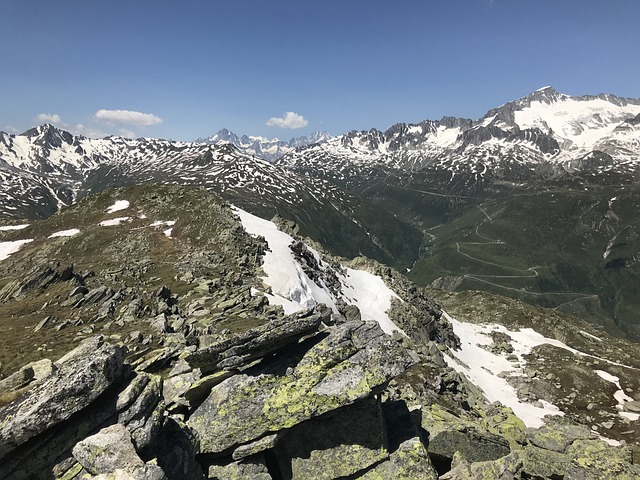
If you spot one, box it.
[0,336,125,461]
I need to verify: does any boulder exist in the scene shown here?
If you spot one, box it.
[358,438,437,480]
[527,418,592,453]
[187,321,413,454]
[0,336,125,461]
[421,404,511,464]
[184,308,328,374]
[117,373,165,451]
[151,418,204,480]
[72,424,144,475]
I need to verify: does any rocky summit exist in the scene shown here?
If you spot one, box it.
[0,184,639,479]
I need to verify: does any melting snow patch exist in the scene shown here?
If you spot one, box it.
[339,268,405,336]
[0,224,29,231]
[99,217,130,226]
[0,239,33,261]
[443,312,564,428]
[49,229,80,238]
[595,370,638,421]
[149,220,176,227]
[579,330,602,342]
[233,206,336,314]
[232,206,405,335]
[106,200,130,213]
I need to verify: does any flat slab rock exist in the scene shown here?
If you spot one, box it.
[187,321,413,454]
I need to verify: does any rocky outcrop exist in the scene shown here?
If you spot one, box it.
[187,320,413,455]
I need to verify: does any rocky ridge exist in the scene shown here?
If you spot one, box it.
[1,185,639,478]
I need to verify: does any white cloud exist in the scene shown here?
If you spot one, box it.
[266,111,309,129]
[35,113,65,126]
[94,109,163,126]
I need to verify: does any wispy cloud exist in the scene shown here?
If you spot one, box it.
[266,111,309,129]
[35,113,65,126]
[94,109,163,126]
[3,125,20,134]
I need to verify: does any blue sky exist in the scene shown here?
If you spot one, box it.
[1,0,639,140]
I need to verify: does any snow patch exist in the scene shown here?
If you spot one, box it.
[339,268,405,336]
[0,239,33,261]
[595,370,638,421]
[99,217,130,226]
[233,206,337,314]
[106,200,130,213]
[0,224,29,231]
[579,330,602,342]
[49,229,80,238]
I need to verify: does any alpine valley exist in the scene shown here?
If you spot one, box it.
[1,88,640,479]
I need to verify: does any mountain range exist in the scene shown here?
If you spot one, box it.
[196,129,333,162]
[1,87,640,339]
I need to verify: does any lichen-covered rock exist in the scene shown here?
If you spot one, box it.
[72,424,144,475]
[358,438,437,480]
[163,371,199,406]
[427,428,510,464]
[273,398,388,479]
[518,444,570,479]
[358,400,437,480]
[478,404,527,448]
[421,404,511,463]
[187,321,413,454]
[233,433,279,461]
[441,451,524,480]
[87,463,167,480]
[564,439,640,479]
[0,336,125,461]
[207,454,272,480]
[527,418,593,453]
[151,418,204,480]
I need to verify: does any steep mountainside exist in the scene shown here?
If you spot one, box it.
[280,88,640,339]
[1,185,639,479]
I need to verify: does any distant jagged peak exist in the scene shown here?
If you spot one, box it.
[197,128,334,161]
[21,123,76,148]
